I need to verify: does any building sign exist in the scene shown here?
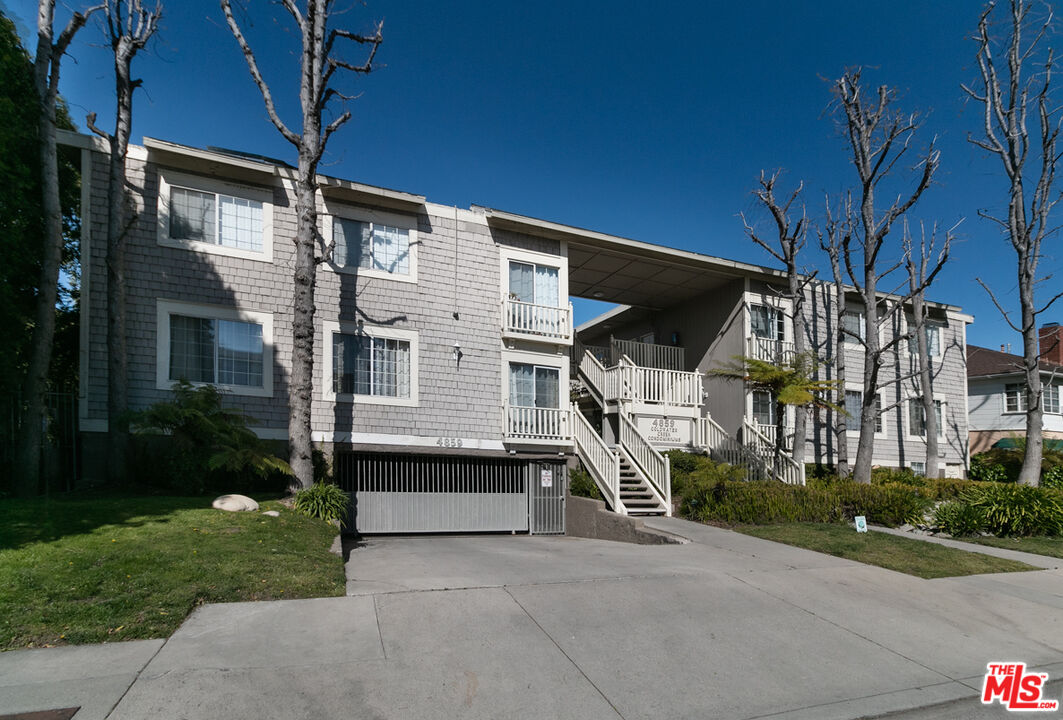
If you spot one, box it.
[636,416,691,446]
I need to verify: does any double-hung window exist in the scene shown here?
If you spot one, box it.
[908,323,942,356]
[1004,383,1027,413]
[908,399,944,438]
[844,390,883,433]
[333,218,411,276]
[842,311,865,343]
[752,390,776,426]
[1046,384,1061,414]
[750,304,785,341]
[156,300,273,398]
[158,171,273,261]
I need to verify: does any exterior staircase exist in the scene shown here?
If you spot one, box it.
[571,340,804,516]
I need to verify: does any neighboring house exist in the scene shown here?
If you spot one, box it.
[967,326,1063,454]
[67,130,974,536]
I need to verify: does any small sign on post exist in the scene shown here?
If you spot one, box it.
[540,468,553,488]
[854,515,868,533]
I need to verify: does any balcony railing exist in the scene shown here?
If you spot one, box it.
[504,404,571,442]
[502,298,573,343]
[610,357,702,408]
[747,336,797,364]
[610,338,684,371]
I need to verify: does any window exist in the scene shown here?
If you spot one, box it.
[752,390,776,426]
[158,171,273,261]
[908,323,942,356]
[1005,383,1027,413]
[750,304,784,341]
[322,322,418,406]
[844,390,882,433]
[509,363,560,409]
[156,300,273,398]
[1046,384,1061,414]
[842,311,864,343]
[910,461,926,476]
[509,261,560,307]
[333,217,411,275]
[908,399,944,437]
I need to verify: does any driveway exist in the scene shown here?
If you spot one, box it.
[3,517,1062,719]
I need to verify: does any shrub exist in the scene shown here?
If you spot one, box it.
[933,502,986,537]
[569,466,602,500]
[294,482,350,527]
[960,484,1063,537]
[835,482,931,527]
[870,467,927,488]
[969,453,1010,483]
[666,450,718,499]
[684,480,841,525]
[130,381,292,494]
[1043,465,1063,491]
[924,477,978,501]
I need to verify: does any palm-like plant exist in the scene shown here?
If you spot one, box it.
[710,353,840,468]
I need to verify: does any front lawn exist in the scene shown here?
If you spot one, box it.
[960,535,1063,559]
[737,523,1039,579]
[0,491,346,650]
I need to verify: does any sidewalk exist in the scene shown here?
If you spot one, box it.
[868,525,1062,570]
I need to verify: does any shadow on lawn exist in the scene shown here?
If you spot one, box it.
[0,489,279,551]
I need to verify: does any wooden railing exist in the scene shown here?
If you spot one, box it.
[742,419,805,485]
[504,405,571,442]
[502,298,573,342]
[697,415,769,481]
[750,419,796,451]
[572,404,623,514]
[747,336,797,364]
[619,412,671,515]
[579,350,608,401]
[611,338,685,371]
[608,355,702,407]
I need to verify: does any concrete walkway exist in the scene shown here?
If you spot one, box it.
[3,518,1062,719]
[868,524,1062,569]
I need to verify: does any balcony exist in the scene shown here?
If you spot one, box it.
[504,404,572,444]
[502,298,573,344]
[747,336,797,364]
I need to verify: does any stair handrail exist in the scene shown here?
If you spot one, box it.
[742,418,805,485]
[618,411,671,515]
[579,349,608,402]
[571,403,625,514]
[698,415,769,481]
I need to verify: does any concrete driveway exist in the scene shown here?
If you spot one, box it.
[4,517,1062,719]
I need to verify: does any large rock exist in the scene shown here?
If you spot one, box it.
[212,494,259,512]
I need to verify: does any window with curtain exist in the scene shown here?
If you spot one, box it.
[908,399,944,437]
[170,186,264,252]
[750,304,784,340]
[333,333,411,397]
[844,390,883,432]
[508,261,559,307]
[333,218,411,275]
[842,311,864,343]
[752,390,775,426]
[908,323,942,356]
[169,314,264,388]
[508,363,560,408]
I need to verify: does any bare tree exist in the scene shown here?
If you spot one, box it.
[87,0,161,484]
[903,221,953,478]
[221,0,382,489]
[963,0,1063,486]
[741,170,816,466]
[831,68,948,483]
[17,0,102,496]
[819,196,852,476]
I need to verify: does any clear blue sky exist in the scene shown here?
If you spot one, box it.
[6,0,1061,349]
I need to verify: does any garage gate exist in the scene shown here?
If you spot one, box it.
[336,453,566,535]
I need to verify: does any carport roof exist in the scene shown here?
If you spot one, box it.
[480,207,787,310]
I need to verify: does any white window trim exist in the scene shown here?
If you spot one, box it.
[904,393,947,440]
[322,321,419,407]
[1002,381,1028,415]
[500,347,570,408]
[743,292,793,343]
[155,299,274,398]
[320,201,419,284]
[843,384,887,439]
[156,169,275,262]
[841,310,866,344]
[745,388,795,429]
[499,246,569,307]
[901,317,944,359]
[1045,382,1062,415]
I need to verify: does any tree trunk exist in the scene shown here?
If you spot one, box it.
[790,266,807,467]
[852,266,880,484]
[1019,277,1043,486]
[910,292,939,478]
[833,286,849,477]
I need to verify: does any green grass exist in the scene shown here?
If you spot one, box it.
[959,535,1063,559]
[0,491,346,651]
[737,523,1039,579]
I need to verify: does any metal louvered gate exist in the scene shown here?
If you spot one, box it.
[338,453,530,533]
[529,461,566,535]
